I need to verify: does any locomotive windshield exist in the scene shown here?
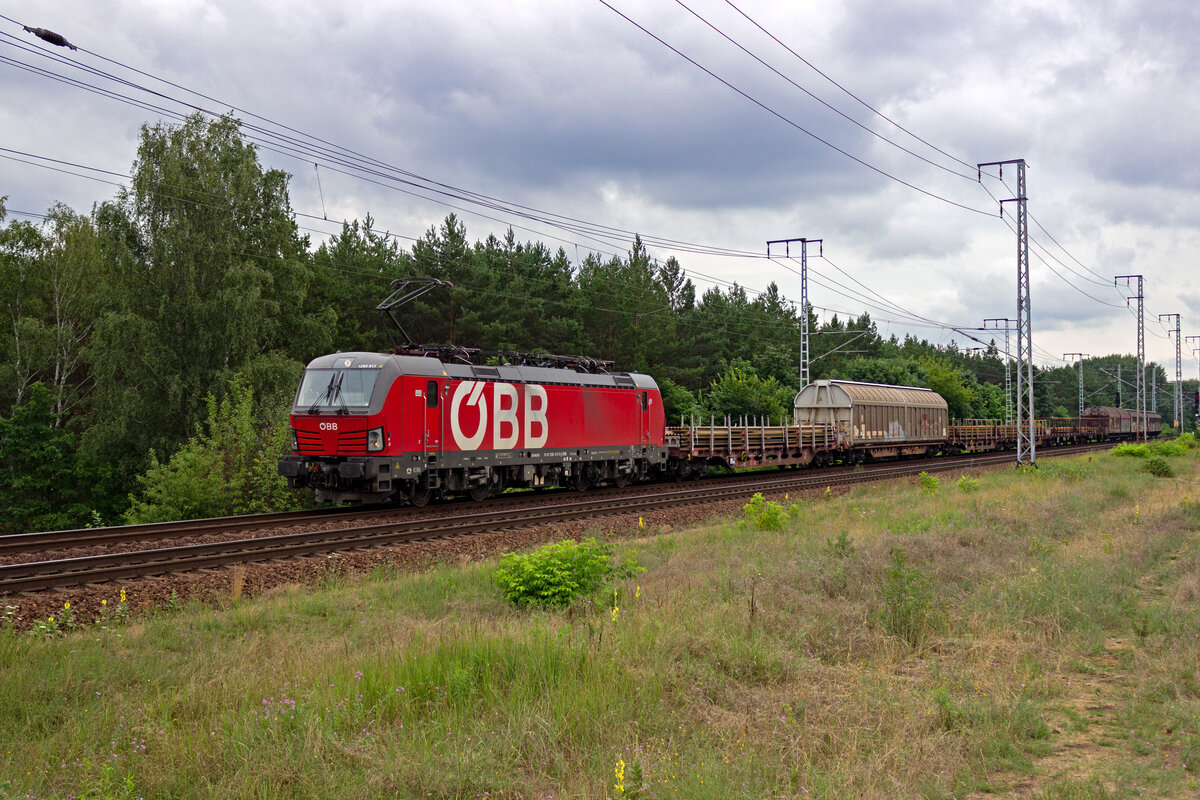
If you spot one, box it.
[296,368,380,412]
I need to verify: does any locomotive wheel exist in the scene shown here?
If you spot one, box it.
[613,473,631,488]
[573,470,591,492]
[467,482,491,502]
[407,481,432,508]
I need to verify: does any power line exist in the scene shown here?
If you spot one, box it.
[594,0,995,216]
[1,18,771,265]
[670,0,977,181]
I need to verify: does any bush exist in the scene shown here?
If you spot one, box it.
[1150,439,1188,458]
[1143,456,1174,478]
[493,538,642,608]
[917,471,940,495]
[1111,442,1149,458]
[955,475,980,493]
[124,377,304,523]
[741,493,795,530]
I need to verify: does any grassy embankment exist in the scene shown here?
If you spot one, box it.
[2,443,1199,799]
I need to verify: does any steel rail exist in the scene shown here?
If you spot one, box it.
[0,442,1112,595]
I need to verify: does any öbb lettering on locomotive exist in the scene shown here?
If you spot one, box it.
[448,381,549,450]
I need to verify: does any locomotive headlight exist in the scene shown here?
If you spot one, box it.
[290,429,299,452]
[367,426,385,452]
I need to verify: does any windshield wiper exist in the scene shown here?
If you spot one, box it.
[334,373,350,415]
[308,372,338,414]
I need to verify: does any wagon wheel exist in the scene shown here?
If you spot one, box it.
[407,480,433,508]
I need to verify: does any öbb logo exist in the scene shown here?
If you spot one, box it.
[319,422,338,431]
[449,381,548,450]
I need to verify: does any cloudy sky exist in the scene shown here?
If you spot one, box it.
[3,0,1199,376]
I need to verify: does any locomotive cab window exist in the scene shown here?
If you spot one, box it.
[295,368,380,410]
[640,391,648,411]
[426,380,439,409]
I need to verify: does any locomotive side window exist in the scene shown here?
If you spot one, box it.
[426,380,439,409]
[640,391,648,411]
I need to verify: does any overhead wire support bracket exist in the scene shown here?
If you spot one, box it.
[1115,275,1146,439]
[1159,313,1183,432]
[1187,335,1200,431]
[984,318,1017,425]
[768,237,823,389]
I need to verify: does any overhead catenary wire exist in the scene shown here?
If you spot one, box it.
[0,18,769,264]
[593,0,996,217]
[3,13,1184,370]
[3,148,829,349]
[669,0,977,181]
[721,0,981,176]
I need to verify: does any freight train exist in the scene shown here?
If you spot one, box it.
[277,349,1161,505]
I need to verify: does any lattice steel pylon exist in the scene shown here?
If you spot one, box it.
[1115,276,1145,440]
[979,160,1033,464]
[767,237,822,388]
[1161,313,1182,432]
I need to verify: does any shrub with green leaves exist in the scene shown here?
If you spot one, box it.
[917,471,940,495]
[741,492,794,530]
[955,474,980,493]
[124,377,305,523]
[1111,442,1149,458]
[493,538,642,608]
[1150,439,1187,458]
[1143,456,1174,478]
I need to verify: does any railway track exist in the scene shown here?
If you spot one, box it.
[0,441,1113,595]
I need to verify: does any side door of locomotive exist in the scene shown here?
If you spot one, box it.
[423,378,444,454]
[639,390,651,443]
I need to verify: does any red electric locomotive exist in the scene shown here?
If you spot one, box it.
[278,349,668,505]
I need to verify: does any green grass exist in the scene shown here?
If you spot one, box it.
[3,448,1200,798]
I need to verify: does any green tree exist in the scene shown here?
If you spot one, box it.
[658,377,701,424]
[86,113,315,498]
[472,229,586,353]
[703,361,794,424]
[921,357,976,420]
[0,383,92,534]
[306,215,401,353]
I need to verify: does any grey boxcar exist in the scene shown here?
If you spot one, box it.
[794,380,948,456]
